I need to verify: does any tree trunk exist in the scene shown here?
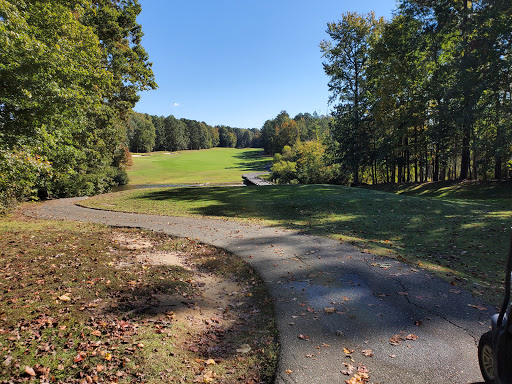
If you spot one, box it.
[414,157,418,183]
[353,164,359,186]
[459,0,472,180]
[440,167,446,181]
[472,151,478,180]
[433,143,439,182]
[495,156,502,180]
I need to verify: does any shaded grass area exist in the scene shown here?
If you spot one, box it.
[363,179,512,200]
[128,148,270,185]
[82,185,512,305]
[0,211,277,383]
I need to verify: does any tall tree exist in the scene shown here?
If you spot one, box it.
[126,112,155,153]
[320,12,385,184]
[83,0,157,119]
[368,14,429,183]
[163,115,189,151]
[0,0,156,206]
[261,111,290,155]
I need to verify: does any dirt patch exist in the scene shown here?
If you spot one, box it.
[112,231,275,367]
[113,233,154,250]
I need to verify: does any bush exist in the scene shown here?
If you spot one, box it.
[270,141,347,185]
[271,160,297,184]
[0,148,51,214]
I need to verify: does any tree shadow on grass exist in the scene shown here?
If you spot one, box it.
[133,184,512,305]
[225,149,272,171]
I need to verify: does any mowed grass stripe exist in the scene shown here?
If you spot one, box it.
[128,148,270,185]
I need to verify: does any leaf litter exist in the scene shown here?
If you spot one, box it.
[0,215,278,383]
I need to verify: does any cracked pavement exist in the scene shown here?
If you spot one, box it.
[26,197,492,383]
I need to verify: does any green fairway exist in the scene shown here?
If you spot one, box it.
[127,148,270,185]
[82,184,512,305]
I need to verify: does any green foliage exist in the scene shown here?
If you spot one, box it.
[271,141,343,185]
[83,0,157,117]
[261,111,331,155]
[0,0,156,211]
[218,126,237,148]
[271,160,297,184]
[320,12,385,185]
[0,148,51,213]
[127,112,156,153]
[321,1,512,184]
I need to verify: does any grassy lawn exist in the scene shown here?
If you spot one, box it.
[363,179,512,200]
[82,183,512,306]
[128,148,270,185]
[0,211,277,383]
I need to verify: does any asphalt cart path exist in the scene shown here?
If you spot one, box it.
[26,198,492,383]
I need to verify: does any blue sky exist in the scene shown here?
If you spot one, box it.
[134,0,399,128]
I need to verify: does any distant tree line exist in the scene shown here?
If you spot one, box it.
[320,0,512,185]
[0,0,156,212]
[126,112,262,153]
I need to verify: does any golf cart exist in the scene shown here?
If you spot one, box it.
[478,235,512,383]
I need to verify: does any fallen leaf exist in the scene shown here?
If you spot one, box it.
[58,295,71,301]
[236,344,251,353]
[357,364,369,373]
[345,372,369,384]
[285,369,293,374]
[389,334,403,346]
[361,349,374,357]
[341,363,355,376]
[205,359,216,366]
[91,330,101,337]
[74,353,86,363]
[343,347,354,355]
[24,366,36,377]
[468,304,487,311]
[298,334,309,340]
[397,291,408,296]
[202,370,216,383]
[324,307,336,313]
[405,334,419,341]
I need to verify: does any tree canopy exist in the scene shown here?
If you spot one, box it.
[0,0,156,212]
[322,1,512,184]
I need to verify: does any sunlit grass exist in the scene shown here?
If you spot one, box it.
[127,148,270,185]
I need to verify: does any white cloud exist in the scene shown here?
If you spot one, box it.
[173,102,180,107]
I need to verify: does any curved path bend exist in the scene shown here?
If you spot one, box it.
[26,198,491,383]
